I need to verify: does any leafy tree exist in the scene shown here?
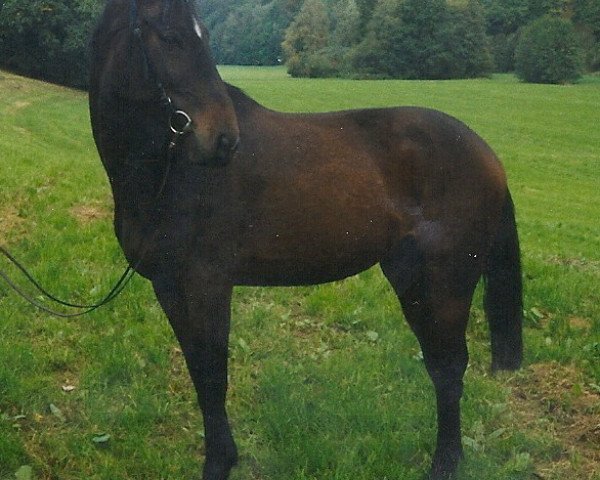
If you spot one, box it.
[527,0,568,18]
[331,0,361,49]
[351,0,492,79]
[314,0,362,75]
[573,0,600,39]
[573,0,600,70]
[204,0,301,65]
[349,0,403,77]
[212,2,288,65]
[0,0,103,88]
[354,0,449,78]
[482,0,530,35]
[282,0,331,76]
[400,0,458,79]
[515,15,583,83]
[489,32,519,71]
[482,0,568,35]
[354,0,378,34]
[448,0,494,78]
[482,0,573,71]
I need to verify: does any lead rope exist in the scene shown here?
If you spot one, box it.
[0,254,136,318]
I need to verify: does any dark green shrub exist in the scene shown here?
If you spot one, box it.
[351,0,492,79]
[304,51,340,78]
[515,15,583,83]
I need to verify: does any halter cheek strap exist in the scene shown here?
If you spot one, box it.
[162,0,174,24]
[128,0,194,162]
[129,1,168,106]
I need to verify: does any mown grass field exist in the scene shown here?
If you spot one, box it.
[1,67,599,480]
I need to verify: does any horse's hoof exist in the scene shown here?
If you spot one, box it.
[427,469,455,480]
[202,463,232,480]
[202,455,237,480]
[428,448,462,479]
[427,464,457,480]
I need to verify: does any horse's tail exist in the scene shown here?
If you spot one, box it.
[483,189,523,372]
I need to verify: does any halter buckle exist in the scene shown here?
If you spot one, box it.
[169,110,193,135]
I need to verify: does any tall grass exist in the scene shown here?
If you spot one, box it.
[1,68,599,479]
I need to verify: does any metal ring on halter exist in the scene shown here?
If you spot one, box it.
[170,110,193,135]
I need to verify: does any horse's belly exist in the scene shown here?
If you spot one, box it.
[229,148,416,286]
[232,214,400,286]
[234,251,381,286]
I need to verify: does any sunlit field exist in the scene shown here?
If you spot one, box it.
[1,67,599,479]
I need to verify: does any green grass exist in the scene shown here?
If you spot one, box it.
[1,67,599,480]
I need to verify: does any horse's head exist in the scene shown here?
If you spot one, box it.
[92,0,239,166]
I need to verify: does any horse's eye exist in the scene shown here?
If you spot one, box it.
[162,32,184,48]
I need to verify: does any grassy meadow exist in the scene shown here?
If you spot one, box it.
[0,67,599,480]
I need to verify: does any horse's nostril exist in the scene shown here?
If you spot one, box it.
[214,134,239,165]
[217,134,229,153]
[217,134,239,154]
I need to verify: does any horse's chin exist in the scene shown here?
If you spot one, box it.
[182,148,232,167]
[183,135,238,167]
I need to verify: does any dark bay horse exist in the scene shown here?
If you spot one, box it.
[89,1,523,478]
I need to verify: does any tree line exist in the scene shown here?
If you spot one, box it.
[280,0,598,82]
[206,0,599,82]
[0,0,598,87]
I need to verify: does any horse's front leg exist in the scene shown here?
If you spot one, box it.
[153,272,237,480]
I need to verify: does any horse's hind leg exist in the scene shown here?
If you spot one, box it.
[401,284,470,479]
[382,247,478,479]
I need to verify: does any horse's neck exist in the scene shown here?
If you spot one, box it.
[225,83,263,116]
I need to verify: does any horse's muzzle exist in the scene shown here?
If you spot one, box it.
[182,128,239,167]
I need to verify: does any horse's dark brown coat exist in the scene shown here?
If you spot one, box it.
[89,1,523,479]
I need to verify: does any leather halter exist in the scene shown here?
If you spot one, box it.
[129,0,193,163]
